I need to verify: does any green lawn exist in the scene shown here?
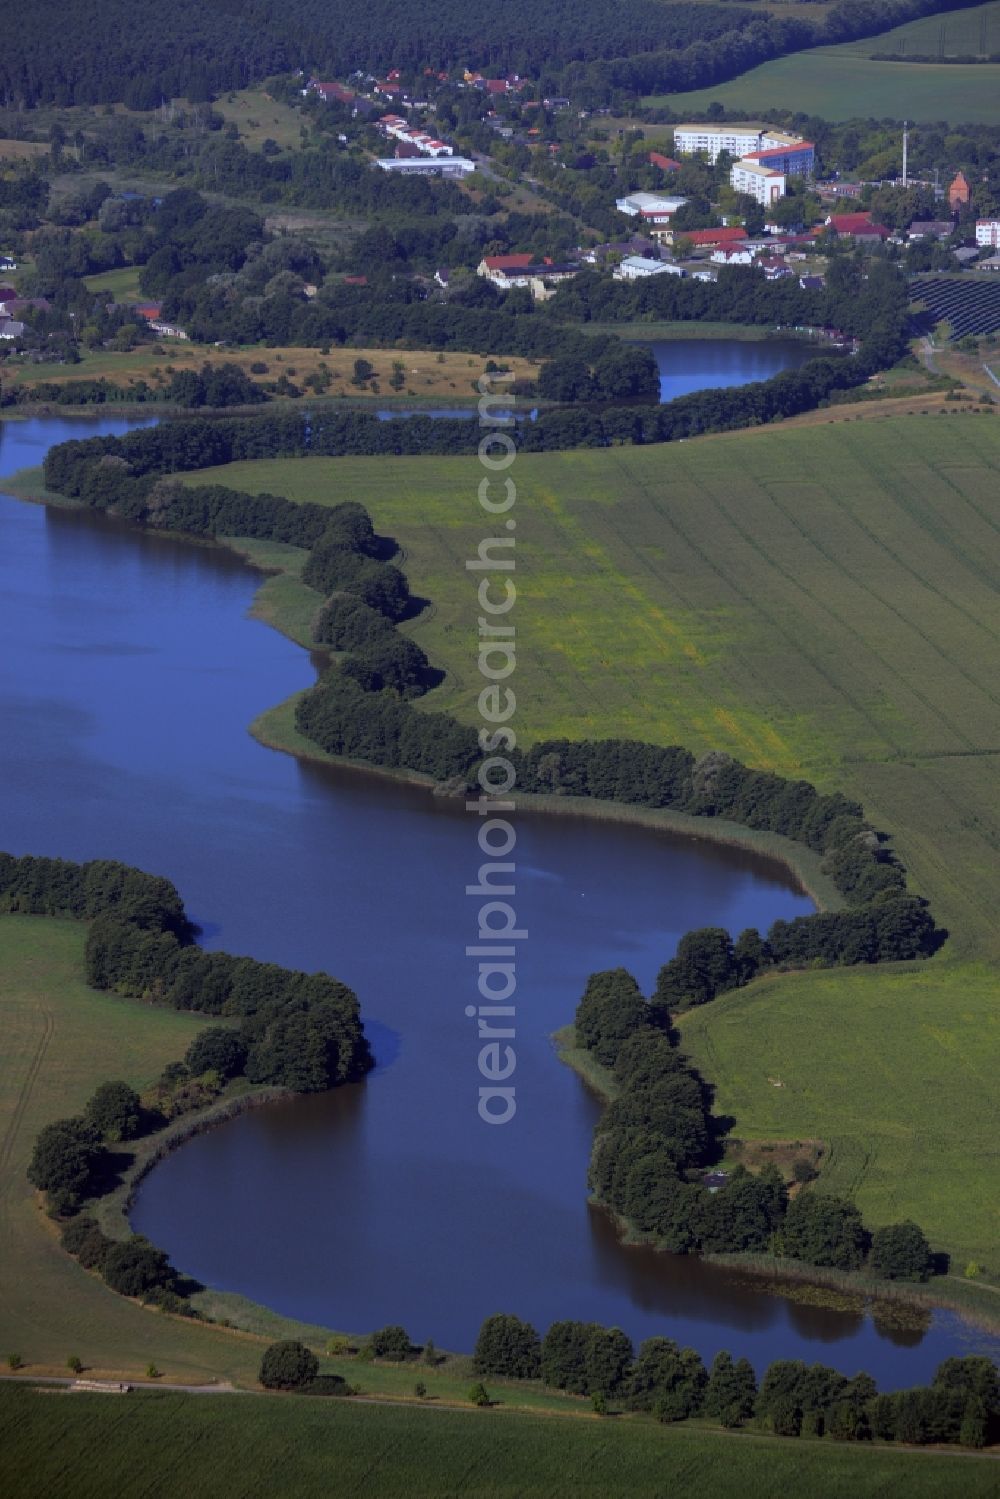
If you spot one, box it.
[174,413,1000,1269]
[3,1384,997,1499]
[83,266,143,302]
[649,4,1000,122]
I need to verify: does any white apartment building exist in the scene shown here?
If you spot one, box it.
[730,160,787,206]
[674,123,814,176]
[976,220,1000,248]
[673,123,767,161]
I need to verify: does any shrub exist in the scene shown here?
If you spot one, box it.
[474,1313,541,1380]
[870,1221,933,1282]
[305,1374,352,1397]
[468,1381,490,1407]
[259,1340,319,1390]
[370,1325,411,1360]
[84,1080,142,1142]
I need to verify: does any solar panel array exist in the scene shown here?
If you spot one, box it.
[910,275,1000,339]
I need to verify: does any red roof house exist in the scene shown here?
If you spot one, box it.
[824,212,889,239]
[310,80,355,106]
[680,226,748,248]
[482,254,540,271]
[825,212,871,233]
[649,152,681,172]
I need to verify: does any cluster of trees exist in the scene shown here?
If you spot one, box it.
[1,364,268,411]
[85,915,371,1093]
[537,342,658,403]
[653,898,939,1012]
[473,1313,997,1444]
[0,852,191,933]
[573,972,936,1276]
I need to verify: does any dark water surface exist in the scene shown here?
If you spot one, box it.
[1,415,994,1385]
[646,337,821,404]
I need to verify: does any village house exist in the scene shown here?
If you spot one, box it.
[757,255,794,280]
[710,245,755,266]
[648,152,681,173]
[677,226,748,252]
[304,78,375,118]
[614,255,684,280]
[476,254,579,295]
[823,212,889,241]
[908,220,956,241]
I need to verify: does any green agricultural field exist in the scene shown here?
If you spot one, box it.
[3,1384,997,1499]
[175,413,1000,1268]
[829,0,1000,58]
[650,3,1000,122]
[679,962,1000,1266]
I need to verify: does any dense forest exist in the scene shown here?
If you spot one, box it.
[0,0,987,108]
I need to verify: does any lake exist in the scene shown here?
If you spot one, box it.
[645,336,822,404]
[1,414,994,1386]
